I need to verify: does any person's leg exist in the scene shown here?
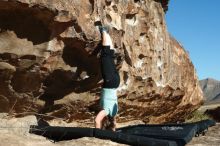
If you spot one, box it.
[100,28,118,85]
[95,110,107,129]
[102,31,114,49]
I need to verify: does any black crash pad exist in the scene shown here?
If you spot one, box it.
[95,129,177,146]
[29,119,215,146]
[117,119,216,146]
[193,119,216,134]
[30,126,177,146]
[29,126,94,141]
[117,123,197,146]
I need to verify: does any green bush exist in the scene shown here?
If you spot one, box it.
[185,110,210,123]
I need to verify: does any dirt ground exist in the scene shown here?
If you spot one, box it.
[0,114,219,146]
[187,123,220,146]
[187,104,220,146]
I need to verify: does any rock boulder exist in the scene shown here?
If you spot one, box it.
[0,0,203,124]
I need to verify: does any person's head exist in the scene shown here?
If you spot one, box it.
[102,116,116,131]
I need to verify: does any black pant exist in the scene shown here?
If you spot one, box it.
[100,46,120,88]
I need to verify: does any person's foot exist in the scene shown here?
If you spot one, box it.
[94,21,109,32]
[95,22,117,52]
[99,26,109,33]
[94,21,108,33]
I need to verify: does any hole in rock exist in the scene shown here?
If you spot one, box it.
[106,14,112,23]
[158,55,162,60]
[126,14,136,19]
[112,5,118,13]
[140,33,146,36]
[89,0,95,13]
[0,53,18,60]
[123,71,129,82]
[0,1,74,45]
[20,55,37,60]
[138,54,146,59]
[123,43,132,67]
[105,0,112,6]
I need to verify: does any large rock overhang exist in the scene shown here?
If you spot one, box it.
[0,0,203,125]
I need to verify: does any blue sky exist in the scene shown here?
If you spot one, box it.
[166,0,220,81]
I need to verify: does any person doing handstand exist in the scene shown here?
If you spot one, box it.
[95,26,120,131]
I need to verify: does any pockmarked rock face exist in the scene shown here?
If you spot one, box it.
[0,0,203,124]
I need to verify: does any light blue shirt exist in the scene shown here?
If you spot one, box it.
[100,88,118,117]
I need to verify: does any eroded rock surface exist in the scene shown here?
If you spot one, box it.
[0,0,203,124]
